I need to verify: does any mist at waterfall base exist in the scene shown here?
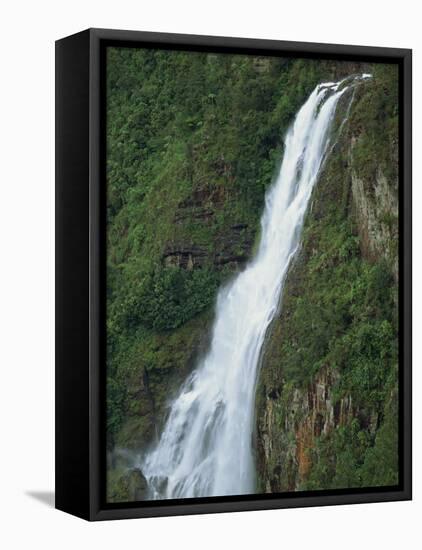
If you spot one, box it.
[139,75,370,500]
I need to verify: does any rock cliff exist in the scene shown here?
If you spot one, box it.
[255,65,399,492]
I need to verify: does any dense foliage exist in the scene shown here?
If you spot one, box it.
[256,64,399,490]
[106,49,399,499]
[106,48,329,448]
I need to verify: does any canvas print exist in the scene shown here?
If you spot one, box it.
[105,47,399,503]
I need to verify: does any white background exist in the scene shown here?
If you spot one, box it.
[0,1,419,548]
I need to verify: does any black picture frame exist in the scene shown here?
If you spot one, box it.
[55,28,412,521]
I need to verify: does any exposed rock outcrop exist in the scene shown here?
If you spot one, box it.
[256,366,355,491]
[163,244,208,270]
[350,159,399,282]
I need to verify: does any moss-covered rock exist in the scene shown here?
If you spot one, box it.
[107,467,148,503]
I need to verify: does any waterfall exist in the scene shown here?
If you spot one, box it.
[141,76,366,500]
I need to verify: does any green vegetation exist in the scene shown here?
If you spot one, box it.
[303,392,398,490]
[349,64,399,183]
[106,48,331,449]
[274,212,397,410]
[256,65,399,492]
[106,47,399,498]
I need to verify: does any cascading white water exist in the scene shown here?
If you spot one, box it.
[141,76,366,500]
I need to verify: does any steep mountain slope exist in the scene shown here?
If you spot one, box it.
[255,65,399,492]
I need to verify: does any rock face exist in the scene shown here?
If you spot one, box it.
[107,466,149,503]
[256,366,356,491]
[163,244,208,270]
[163,225,253,271]
[255,67,399,492]
[351,161,399,282]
